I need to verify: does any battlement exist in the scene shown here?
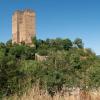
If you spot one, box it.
[13,9,35,16]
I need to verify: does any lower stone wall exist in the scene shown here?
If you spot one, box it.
[35,53,48,62]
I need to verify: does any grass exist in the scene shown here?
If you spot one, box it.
[3,86,100,100]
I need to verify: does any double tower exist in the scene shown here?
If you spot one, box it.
[12,9,36,45]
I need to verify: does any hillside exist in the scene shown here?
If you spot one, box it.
[0,38,100,99]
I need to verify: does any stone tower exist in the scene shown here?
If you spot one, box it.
[12,9,36,45]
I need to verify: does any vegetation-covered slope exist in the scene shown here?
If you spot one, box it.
[0,38,100,98]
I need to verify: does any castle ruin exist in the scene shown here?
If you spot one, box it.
[12,9,36,45]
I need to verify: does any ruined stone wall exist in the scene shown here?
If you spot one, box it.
[35,53,48,62]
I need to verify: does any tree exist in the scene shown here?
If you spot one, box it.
[6,39,12,47]
[63,39,73,50]
[0,42,5,49]
[9,45,35,60]
[32,36,37,48]
[74,38,84,49]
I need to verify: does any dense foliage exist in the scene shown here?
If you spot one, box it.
[0,38,100,98]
